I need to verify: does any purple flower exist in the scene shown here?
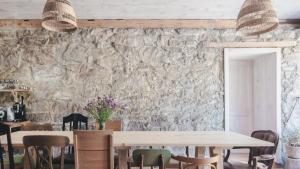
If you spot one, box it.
[84,95,126,121]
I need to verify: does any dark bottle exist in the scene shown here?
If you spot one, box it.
[19,96,26,121]
[21,96,26,121]
[12,100,20,121]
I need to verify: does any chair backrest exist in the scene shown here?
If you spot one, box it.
[171,155,219,169]
[23,135,70,169]
[62,113,88,131]
[132,149,171,168]
[21,122,53,131]
[74,130,113,169]
[250,130,279,156]
[0,123,14,169]
[105,120,122,131]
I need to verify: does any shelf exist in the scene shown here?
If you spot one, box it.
[0,89,30,101]
[0,89,30,92]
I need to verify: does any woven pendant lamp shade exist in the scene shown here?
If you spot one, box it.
[237,0,279,36]
[42,0,77,32]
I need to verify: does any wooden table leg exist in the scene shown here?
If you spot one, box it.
[195,147,206,169]
[213,147,224,169]
[117,147,130,169]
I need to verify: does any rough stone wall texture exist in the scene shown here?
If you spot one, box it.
[0,26,299,139]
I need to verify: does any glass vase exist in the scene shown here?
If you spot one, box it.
[96,120,105,130]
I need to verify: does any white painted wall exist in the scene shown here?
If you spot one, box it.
[225,48,281,135]
[229,60,254,136]
[253,53,278,131]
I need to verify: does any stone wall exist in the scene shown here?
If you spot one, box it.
[0,26,300,138]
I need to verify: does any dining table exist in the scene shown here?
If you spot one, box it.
[0,130,274,169]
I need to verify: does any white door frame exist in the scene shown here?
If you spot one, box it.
[224,48,282,135]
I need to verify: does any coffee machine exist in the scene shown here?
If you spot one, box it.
[0,107,7,122]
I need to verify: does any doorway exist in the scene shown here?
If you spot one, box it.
[224,48,281,149]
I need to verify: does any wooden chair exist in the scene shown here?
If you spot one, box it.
[23,135,70,169]
[128,149,171,169]
[0,123,20,169]
[105,120,122,131]
[74,130,113,169]
[62,113,88,131]
[21,122,53,131]
[172,154,219,169]
[224,130,279,169]
[62,113,88,163]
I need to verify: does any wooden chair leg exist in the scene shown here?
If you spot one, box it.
[139,154,144,169]
[159,154,164,169]
[185,146,189,157]
[248,149,253,166]
[252,158,257,169]
[127,160,131,169]
[213,162,218,169]
[209,147,214,156]
[209,147,217,169]
[179,162,183,169]
[268,159,274,169]
[60,148,65,169]
[224,150,230,162]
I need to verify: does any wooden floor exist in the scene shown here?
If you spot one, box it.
[165,153,284,169]
[229,153,283,169]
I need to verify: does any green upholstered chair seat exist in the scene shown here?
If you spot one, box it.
[3,153,24,165]
[53,164,75,169]
[132,149,171,167]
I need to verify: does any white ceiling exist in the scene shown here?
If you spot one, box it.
[0,0,300,19]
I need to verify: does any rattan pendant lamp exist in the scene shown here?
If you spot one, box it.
[237,0,279,36]
[42,0,77,32]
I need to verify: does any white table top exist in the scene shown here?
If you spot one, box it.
[0,131,274,147]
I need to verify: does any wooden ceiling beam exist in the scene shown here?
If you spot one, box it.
[0,19,299,29]
[0,19,236,29]
[77,19,236,29]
